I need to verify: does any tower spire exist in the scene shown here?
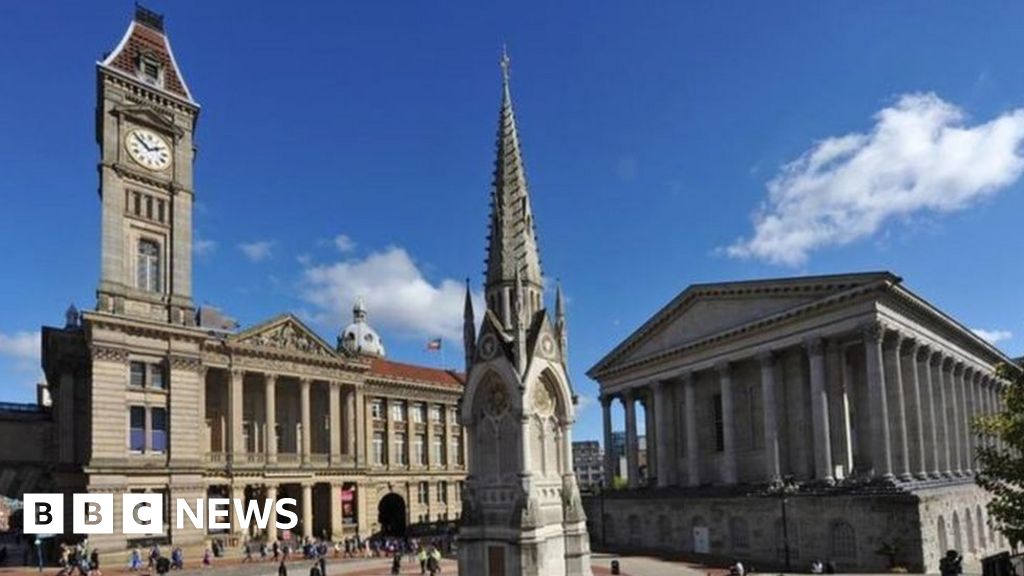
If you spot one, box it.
[484,46,543,325]
[463,278,476,373]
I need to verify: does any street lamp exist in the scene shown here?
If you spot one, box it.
[765,476,799,572]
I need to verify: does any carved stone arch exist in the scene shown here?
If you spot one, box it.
[526,364,574,423]
[462,360,522,426]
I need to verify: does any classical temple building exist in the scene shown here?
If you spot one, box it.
[7,6,469,553]
[586,272,1017,573]
[457,52,591,576]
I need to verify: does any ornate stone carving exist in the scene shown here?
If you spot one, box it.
[485,380,509,417]
[169,355,202,372]
[861,319,885,342]
[242,321,330,356]
[479,333,498,360]
[532,383,555,418]
[91,345,129,364]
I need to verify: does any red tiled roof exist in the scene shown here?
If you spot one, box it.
[367,357,464,389]
[102,20,191,100]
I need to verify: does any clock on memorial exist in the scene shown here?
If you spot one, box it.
[125,128,172,171]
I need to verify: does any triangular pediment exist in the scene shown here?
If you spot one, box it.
[233,314,338,358]
[113,104,183,137]
[589,272,897,377]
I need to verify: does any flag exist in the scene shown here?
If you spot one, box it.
[426,338,442,351]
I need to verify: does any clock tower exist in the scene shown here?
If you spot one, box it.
[95,5,199,325]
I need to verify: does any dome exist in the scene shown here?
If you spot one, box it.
[338,298,386,357]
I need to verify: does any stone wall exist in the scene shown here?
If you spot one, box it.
[584,491,925,573]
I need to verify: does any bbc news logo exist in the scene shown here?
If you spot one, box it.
[24,494,299,536]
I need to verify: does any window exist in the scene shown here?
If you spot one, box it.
[129,407,146,452]
[417,482,429,505]
[391,401,406,422]
[433,434,445,466]
[371,399,383,420]
[713,394,724,452]
[452,434,463,466]
[137,239,161,292]
[830,521,856,559]
[141,58,161,85]
[394,433,407,465]
[430,404,443,423]
[372,432,385,465]
[730,517,750,550]
[157,200,165,223]
[412,403,425,424]
[151,408,167,453]
[150,364,166,390]
[414,434,426,466]
[130,361,146,387]
[437,481,448,503]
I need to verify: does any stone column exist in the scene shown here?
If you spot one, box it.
[919,346,940,478]
[601,395,615,486]
[385,397,395,469]
[683,372,700,487]
[947,361,963,476]
[960,366,973,475]
[329,382,342,465]
[888,332,912,481]
[806,338,833,482]
[301,483,314,538]
[266,484,278,542]
[300,378,312,464]
[344,385,356,457]
[444,405,454,470]
[265,374,277,464]
[354,387,366,466]
[863,321,894,480]
[718,362,737,485]
[330,482,343,538]
[230,484,245,535]
[838,345,856,475]
[653,381,671,488]
[759,351,781,481]
[934,353,953,477]
[644,389,658,486]
[198,367,208,456]
[229,369,245,463]
[624,390,640,488]
[906,341,928,479]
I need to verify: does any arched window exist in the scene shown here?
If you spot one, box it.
[137,239,161,292]
[966,508,976,552]
[628,514,642,547]
[977,506,987,549]
[938,516,948,554]
[830,520,856,559]
[729,517,750,550]
[952,512,963,552]
[657,515,672,546]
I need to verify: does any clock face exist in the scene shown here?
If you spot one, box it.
[125,129,172,171]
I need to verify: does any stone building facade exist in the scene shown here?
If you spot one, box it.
[571,441,604,492]
[586,272,1017,573]
[23,6,467,554]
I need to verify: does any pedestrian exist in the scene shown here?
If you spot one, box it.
[171,547,184,570]
[88,549,101,576]
[390,551,402,575]
[318,554,326,576]
[272,540,281,561]
[277,559,288,576]
[418,546,428,574]
[201,547,212,569]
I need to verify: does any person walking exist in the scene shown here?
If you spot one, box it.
[277,558,287,576]
[88,549,101,576]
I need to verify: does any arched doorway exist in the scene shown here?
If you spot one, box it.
[378,493,407,537]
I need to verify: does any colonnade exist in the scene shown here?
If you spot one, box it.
[601,320,1008,488]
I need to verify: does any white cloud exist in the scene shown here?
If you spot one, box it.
[300,246,483,343]
[0,331,41,372]
[971,328,1013,345]
[239,240,275,262]
[194,238,217,256]
[728,93,1024,266]
[333,234,356,253]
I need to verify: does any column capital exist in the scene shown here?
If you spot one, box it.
[941,355,955,370]
[680,371,695,385]
[650,379,665,392]
[757,350,775,366]
[265,372,277,384]
[715,360,732,375]
[915,342,931,360]
[861,319,886,341]
[230,367,245,379]
[621,388,635,402]
[887,330,905,348]
[599,394,614,409]
[804,337,825,356]
[903,337,920,354]
[299,376,312,385]
[953,360,965,375]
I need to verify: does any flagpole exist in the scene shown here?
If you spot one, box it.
[441,343,447,370]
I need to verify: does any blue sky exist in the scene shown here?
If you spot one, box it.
[2,2,1024,443]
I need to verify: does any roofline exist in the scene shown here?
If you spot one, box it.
[587,271,897,377]
[97,20,198,107]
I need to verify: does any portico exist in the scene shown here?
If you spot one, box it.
[587,272,1017,572]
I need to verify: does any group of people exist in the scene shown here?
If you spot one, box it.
[56,542,101,576]
[128,544,185,573]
